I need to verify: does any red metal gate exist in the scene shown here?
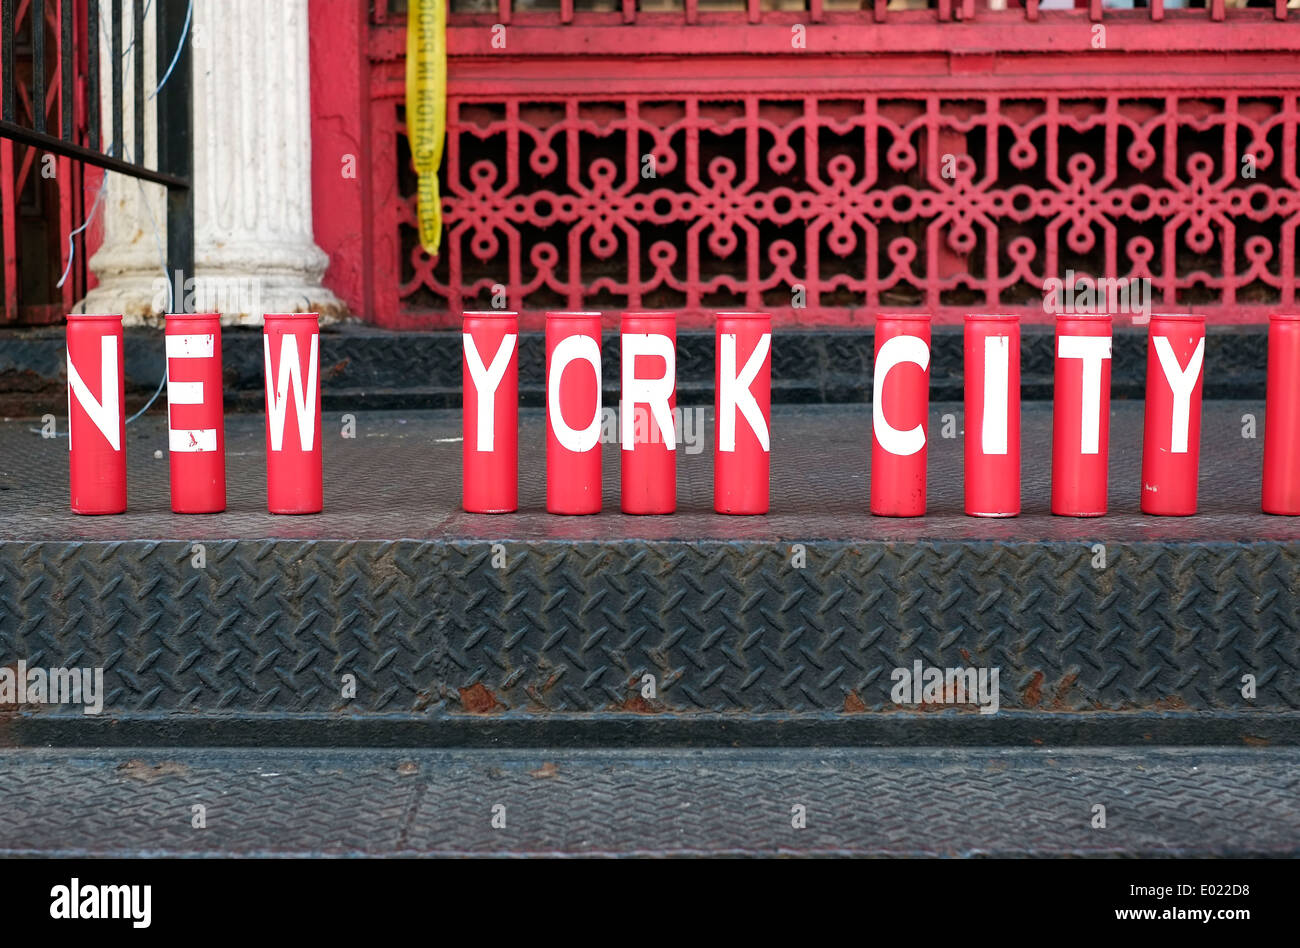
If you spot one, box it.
[310,0,1300,329]
[0,0,90,325]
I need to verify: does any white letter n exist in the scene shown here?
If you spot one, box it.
[67,337,121,451]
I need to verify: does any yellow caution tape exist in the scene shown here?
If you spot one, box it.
[406,0,447,256]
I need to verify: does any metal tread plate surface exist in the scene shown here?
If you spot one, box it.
[0,405,1297,717]
[0,747,1295,857]
[0,402,1293,542]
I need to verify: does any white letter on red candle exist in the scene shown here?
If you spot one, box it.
[463,332,517,451]
[718,332,771,453]
[873,334,930,456]
[264,333,320,451]
[981,335,1009,455]
[166,333,218,452]
[548,334,602,453]
[67,337,122,452]
[1153,335,1205,454]
[1057,335,1112,454]
[621,333,676,451]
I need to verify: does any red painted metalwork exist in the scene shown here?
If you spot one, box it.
[620,310,677,514]
[1262,312,1300,516]
[870,312,931,517]
[546,310,603,515]
[714,310,771,515]
[66,312,125,514]
[963,313,1020,518]
[1140,312,1205,516]
[462,309,520,512]
[1,0,89,325]
[1051,312,1112,517]
[264,314,324,515]
[165,313,227,514]
[309,3,1300,329]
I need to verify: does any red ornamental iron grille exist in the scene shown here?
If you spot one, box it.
[345,4,1300,330]
[394,92,1300,328]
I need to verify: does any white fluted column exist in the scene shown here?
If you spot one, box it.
[80,0,344,325]
[77,1,167,323]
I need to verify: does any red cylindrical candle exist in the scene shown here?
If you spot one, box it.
[546,311,602,515]
[463,310,518,513]
[1051,314,1112,517]
[263,313,322,514]
[66,313,126,515]
[714,312,772,515]
[1141,314,1205,516]
[871,314,931,517]
[963,314,1020,517]
[620,311,677,515]
[1263,313,1300,515]
[165,313,226,513]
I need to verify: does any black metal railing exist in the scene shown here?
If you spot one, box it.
[0,0,193,303]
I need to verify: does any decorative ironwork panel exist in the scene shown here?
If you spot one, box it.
[393,92,1300,327]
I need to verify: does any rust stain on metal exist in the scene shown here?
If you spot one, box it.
[324,358,350,380]
[1242,735,1270,747]
[458,682,502,714]
[1050,672,1078,710]
[1150,695,1189,711]
[396,761,419,776]
[528,761,559,779]
[1023,671,1045,707]
[959,648,972,664]
[616,694,662,714]
[843,690,867,713]
[116,759,191,783]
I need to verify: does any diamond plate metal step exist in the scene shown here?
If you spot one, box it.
[0,746,1295,857]
[1,404,1296,731]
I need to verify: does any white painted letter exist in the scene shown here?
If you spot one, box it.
[67,337,121,451]
[1058,335,1112,454]
[548,334,602,453]
[264,333,320,452]
[873,335,930,456]
[166,333,217,453]
[621,333,676,451]
[1153,336,1205,453]
[981,335,1009,455]
[718,332,770,453]
[463,332,517,451]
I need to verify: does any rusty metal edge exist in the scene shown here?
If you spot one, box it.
[2,710,1297,748]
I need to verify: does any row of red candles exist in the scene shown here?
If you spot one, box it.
[60,311,1300,518]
